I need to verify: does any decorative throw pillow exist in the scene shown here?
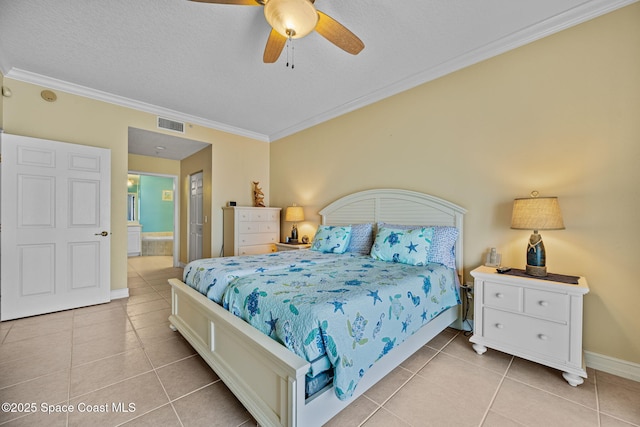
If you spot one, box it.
[370,226,434,266]
[379,223,459,269]
[311,225,352,254]
[428,226,459,269]
[346,223,374,255]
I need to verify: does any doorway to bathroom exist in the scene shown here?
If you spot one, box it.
[127,172,179,267]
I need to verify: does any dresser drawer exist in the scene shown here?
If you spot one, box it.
[483,307,569,361]
[236,209,253,222]
[250,210,278,222]
[239,232,278,246]
[483,281,521,311]
[239,222,260,233]
[259,222,278,233]
[239,244,276,256]
[239,222,278,234]
[524,288,569,323]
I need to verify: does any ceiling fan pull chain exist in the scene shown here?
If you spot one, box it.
[286,36,289,68]
[291,38,295,69]
[285,33,295,69]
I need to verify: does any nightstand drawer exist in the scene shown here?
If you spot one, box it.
[483,308,569,361]
[524,288,569,323]
[483,281,521,311]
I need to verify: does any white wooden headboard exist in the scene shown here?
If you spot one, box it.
[319,188,467,277]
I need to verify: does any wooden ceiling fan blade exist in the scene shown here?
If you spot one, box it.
[316,11,364,55]
[189,0,261,5]
[263,29,287,63]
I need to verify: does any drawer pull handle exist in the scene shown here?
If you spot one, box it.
[539,301,549,307]
[495,293,504,299]
[538,334,548,340]
[495,323,504,329]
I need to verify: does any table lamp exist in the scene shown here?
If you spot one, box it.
[511,191,565,277]
[285,205,304,243]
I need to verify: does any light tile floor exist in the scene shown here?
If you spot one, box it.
[0,256,638,426]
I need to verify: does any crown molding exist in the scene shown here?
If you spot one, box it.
[268,0,638,141]
[3,0,635,143]
[4,68,270,142]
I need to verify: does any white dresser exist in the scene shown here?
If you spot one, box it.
[469,265,589,386]
[223,207,281,256]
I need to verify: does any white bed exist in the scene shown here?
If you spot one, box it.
[168,188,466,427]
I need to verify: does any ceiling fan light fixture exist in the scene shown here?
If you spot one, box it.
[264,0,318,39]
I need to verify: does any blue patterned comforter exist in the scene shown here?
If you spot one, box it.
[183,250,352,303]
[221,255,461,400]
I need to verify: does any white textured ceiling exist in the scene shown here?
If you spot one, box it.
[0,0,634,143]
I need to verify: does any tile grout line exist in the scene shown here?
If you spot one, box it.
[504,375,601,414]
[589,372,640,427]
[477,355,514,426]
[126,262,187,426]
[66,310,78,427]
[595,371,602,427]
[441,344,606,422]
[360,330,463,427]
[124,284,181,427]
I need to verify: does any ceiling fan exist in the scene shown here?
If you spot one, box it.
[190,0,365,63]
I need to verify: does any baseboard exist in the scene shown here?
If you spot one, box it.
[585,351,640,382]
[110,288,130,300]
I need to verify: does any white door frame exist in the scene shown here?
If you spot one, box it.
[187,171,204,263]
[128,171,180,267]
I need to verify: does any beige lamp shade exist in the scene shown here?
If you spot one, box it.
[285,205,305,222]
[511,196,565,231]
[264,0,318,39]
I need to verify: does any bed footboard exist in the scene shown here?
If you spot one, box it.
[169,278,309,427]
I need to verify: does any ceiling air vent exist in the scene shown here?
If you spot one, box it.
[157,117,185,133]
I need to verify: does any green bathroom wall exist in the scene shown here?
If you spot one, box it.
[139,175,174,232]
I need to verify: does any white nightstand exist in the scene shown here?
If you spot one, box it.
[275,242,312,251]
[469,265,589,386]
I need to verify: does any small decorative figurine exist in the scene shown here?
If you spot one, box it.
[253,181,265,207]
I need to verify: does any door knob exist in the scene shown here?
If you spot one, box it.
[95,231,109,236]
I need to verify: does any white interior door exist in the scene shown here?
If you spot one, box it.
[188,172,203,262]
[1,134,111,320]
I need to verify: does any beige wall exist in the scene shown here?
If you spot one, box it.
[271,4,640,364]
[1,79,270,292]
[128,153,180,176]
[208,134,271,256]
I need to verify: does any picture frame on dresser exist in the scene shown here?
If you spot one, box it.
[469,265,589,386]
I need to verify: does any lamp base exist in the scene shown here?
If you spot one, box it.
[526,264,547,277]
